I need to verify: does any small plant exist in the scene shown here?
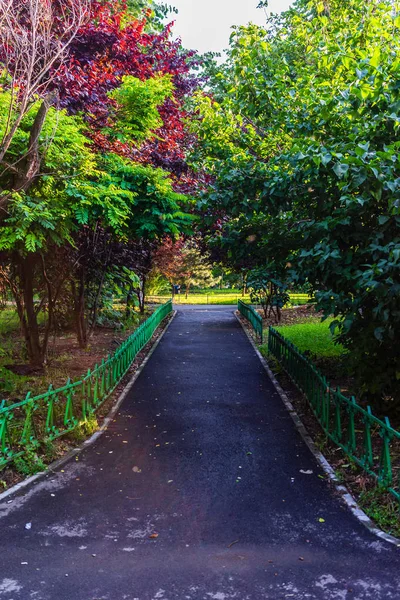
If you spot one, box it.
[68,416,98,442]
[0,367,29,394]
[41,439,58,462]
[359,487,400,538]
[14,448,46,477]
[80,416,98,437]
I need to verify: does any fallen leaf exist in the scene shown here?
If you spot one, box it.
[319,518,325,523]
[149,533,159,539]
[300,470,313,475]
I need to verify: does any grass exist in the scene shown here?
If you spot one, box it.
[273,317,346,359]
[358,487,400,538]
[147,292,312,306]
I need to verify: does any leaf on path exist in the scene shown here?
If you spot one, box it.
[318,518,325,523]
[149,533,159,539]
[300,470,313,475]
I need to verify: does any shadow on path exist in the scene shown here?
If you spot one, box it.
[0,307,399,600]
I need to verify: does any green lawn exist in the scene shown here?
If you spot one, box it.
[271,318,346,359]
[146,292,312,306]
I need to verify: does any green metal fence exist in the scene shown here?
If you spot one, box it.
[268,326,400,502]
[0,301,173,470]
[238,300,263,342]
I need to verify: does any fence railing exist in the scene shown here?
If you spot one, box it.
[0,301,173,470]
[268,326,400,502]
[238,300,263,342]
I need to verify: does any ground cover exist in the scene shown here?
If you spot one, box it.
[0,306,153,402]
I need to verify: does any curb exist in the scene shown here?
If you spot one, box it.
[0,311,177,504]
[235,312,400,548]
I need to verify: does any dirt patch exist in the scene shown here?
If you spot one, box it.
[1,310,154,402]
[257,304,322,328]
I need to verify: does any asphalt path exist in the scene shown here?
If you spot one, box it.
[1,306,400,600]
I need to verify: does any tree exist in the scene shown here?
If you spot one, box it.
[194,0,400,405]
[0,101,95,366]
[155,240,219,297]
[247,267,290,323]
[0,0,89,203]
[0,0,199,365]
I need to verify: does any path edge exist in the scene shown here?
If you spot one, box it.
[0,311,177,503]
[235,312,400,548]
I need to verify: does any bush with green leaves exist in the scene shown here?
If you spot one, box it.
[194,0,400,406]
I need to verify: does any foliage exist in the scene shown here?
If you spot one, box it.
[194,0,400,403]
[154,239,219,295]
[0,0,199,365]
[95,154,195,239]
[14,448,46,476]
[109,75,174,145]
[0,94,96,252]
[55,0,200,185]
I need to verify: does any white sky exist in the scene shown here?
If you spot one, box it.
[167,0,293,55]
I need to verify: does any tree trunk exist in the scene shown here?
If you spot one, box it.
[138,276,146,314]
[71,273,87,349]
[125,284,134,318]
[17,255,43,367]
[242,273,247,296]
[13,95,56,194]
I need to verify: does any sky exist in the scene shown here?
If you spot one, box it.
[167,0,293,55]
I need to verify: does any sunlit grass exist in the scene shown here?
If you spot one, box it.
[273,318,346,359]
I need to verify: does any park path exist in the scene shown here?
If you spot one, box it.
[0,306,400,600]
